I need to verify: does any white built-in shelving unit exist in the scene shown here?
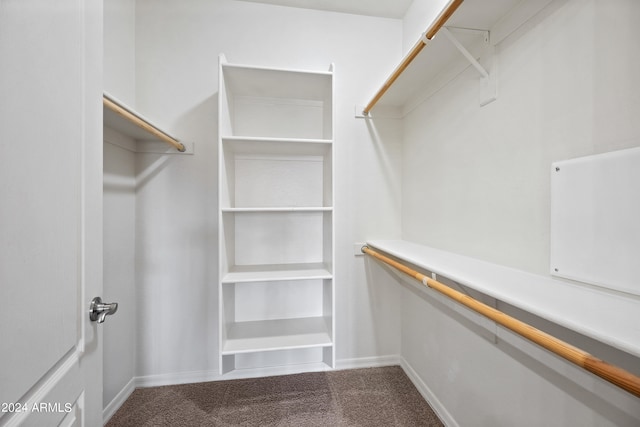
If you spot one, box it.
[218,55,335,375]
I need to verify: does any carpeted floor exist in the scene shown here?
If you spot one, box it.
[106,366,444,426]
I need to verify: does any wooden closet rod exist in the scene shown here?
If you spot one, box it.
[103,96,186,152]
[362,0,464,116]
[361,245,640,398]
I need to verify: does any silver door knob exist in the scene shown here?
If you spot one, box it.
[89,297,118,323]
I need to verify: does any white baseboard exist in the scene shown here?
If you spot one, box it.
[135,369,221,388]
[103,377,136,425]
[400,357,458,427]
[133,355,403,389]
[335,354,401,370]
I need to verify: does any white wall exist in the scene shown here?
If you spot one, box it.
[104,0,136,106]
[402,0,640,274]
[399,0,640,425]
[132,0,404,379]
[103,134,137,409]
[103,0,137,411]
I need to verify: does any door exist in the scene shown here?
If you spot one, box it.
[0,1,103,426]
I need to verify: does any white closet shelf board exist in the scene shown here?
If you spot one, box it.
[219,56,334,141]
[366,240,640,359]
[222,137,332,154]
[222,207,333,212]
[370,0,552,114]
[222,263,332,283]
[103,92,191,153]
[221,62,333,101]
[222,316,333,355]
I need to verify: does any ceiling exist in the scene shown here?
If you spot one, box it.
[236,0,414,19]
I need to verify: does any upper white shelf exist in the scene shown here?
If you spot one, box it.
[222,136,332,145]
[221,207,333,213]
[222,136,332,156]
[365,0,553,115]
[221,63,333,102]
[366,240,640,359]
[219,57,334,140]
[103,92,189,153]
[222,262,332,284]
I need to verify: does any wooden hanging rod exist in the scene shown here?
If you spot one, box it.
[361,245,640,399]
[362,0,464,115]
[103,95,186,152]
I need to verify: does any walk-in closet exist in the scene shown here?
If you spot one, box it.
[1,0,639,426]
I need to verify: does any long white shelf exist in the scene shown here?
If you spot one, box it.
[222,316,333,355]
[369,0,553,114]
[222,263,332,283]
[366,239,640,359]
[222,135,332,145]
[221,137,332,158]
[221,62,333,101]
[221,207,332,213]
[103,92,189,153]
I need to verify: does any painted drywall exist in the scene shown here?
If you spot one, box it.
[103,0,137,412]
[398,274,640,427]
[399,0,640,425]
[133,0,404,379]
[402,0,640,274]
[104,0,136,106]
[103,135,137,409]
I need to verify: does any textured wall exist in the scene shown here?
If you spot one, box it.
[399,0,640,425]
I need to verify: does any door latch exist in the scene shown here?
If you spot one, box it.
[89,297,118,323]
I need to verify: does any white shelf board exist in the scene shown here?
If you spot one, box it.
[222,207,332,213]
[103,92,192,153]
[222,136,332,157]
[366,239,640,359]
[222,135,332,145]
[222,316,333,355]
[103,92,175,140]
[379,28,483,109]
[373,0,552,111]
[223,263,332,283]
[221,62,332,101]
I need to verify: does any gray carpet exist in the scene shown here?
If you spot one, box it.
[106,366,444,426]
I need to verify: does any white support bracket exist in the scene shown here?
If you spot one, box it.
[443,276,499,345]
[440,26,497,106]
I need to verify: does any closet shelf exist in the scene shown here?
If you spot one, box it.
[362,0,552,116]
[221,207,332,213]
[221,136,332,145]
[103,92,186,152]
[220,61,333,101]
[222,263,332,284]
[222,137,332,157]
[366,240,640,359]
[222,316,333,355]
